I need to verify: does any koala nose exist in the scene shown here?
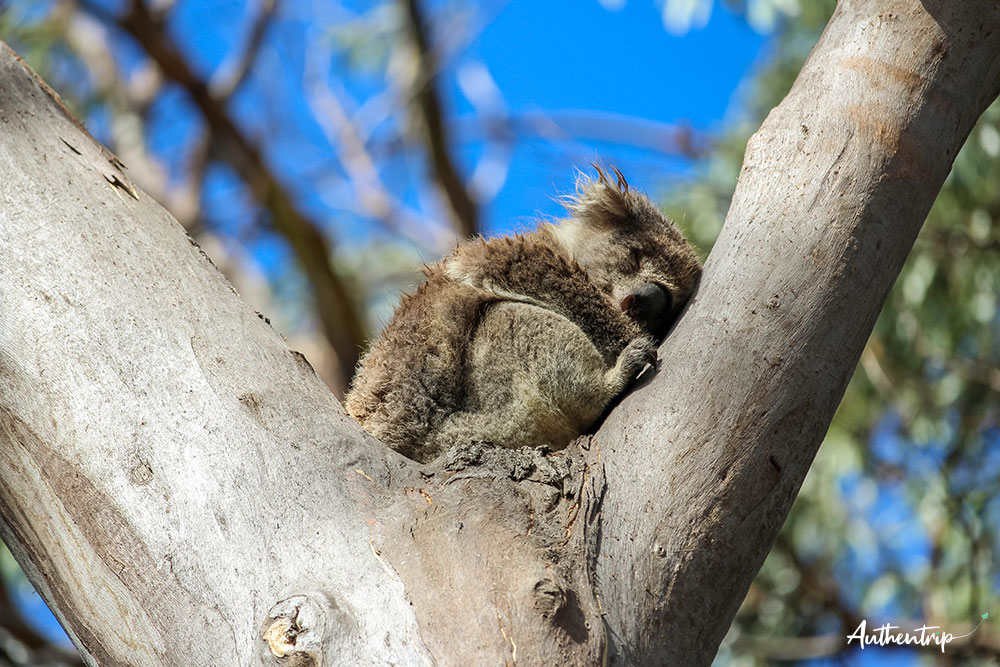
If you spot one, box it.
[620,283,673,335]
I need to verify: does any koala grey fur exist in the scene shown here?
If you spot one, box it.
[345,168,701,463]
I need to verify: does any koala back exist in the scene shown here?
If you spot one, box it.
[443,234,643,366]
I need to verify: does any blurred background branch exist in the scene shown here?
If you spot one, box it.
[399,0,478,238]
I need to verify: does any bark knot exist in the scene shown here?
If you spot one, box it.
[533,578,567,618]
[262,595,329,666]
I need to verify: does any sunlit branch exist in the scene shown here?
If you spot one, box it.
[78,0,366,395]
[302,35,454,253]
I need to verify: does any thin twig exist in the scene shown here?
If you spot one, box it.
[208,0,279,100]
[302,34,453,252]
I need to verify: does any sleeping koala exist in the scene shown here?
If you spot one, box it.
[345,168,701,463]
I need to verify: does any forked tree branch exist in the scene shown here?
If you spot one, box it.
[1,1,999,665]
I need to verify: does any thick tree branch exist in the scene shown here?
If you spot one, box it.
[592,1,1000,663]
[0,41,427,664]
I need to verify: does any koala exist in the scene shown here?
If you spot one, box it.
[345,168,701,463]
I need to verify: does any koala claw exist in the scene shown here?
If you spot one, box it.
[636,337,659,372]
[615,336,659,388]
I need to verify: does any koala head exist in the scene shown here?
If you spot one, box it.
[546,168,702,338]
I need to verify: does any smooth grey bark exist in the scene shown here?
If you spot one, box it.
[0,45,431,666]
[593,1,1000,664]
[1,1,999,666]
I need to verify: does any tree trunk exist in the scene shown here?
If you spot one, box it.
[593,2,1000,662]
[1,1,998,665]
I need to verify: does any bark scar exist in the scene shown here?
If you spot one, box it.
[104,173,139,200]
[60,137,82,155]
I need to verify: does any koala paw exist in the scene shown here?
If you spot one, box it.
[625,335,660,375]
[607,336,658,395]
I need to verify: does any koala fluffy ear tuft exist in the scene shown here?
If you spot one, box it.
[566,165,634,229]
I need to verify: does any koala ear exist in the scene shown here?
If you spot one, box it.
[566,165,632,229]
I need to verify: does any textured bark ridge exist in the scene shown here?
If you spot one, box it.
[376,442,607,664]
[2,0,1000,664]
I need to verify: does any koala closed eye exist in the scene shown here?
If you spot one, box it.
[627,246,642,273]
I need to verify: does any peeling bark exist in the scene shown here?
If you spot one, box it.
[1,1,999,665]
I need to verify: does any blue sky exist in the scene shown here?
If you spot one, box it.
[120,0,768,254]
[466,0,766,233]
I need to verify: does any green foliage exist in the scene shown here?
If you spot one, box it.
[326,4,402,74]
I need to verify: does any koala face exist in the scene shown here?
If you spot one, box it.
[547,171,701,339]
